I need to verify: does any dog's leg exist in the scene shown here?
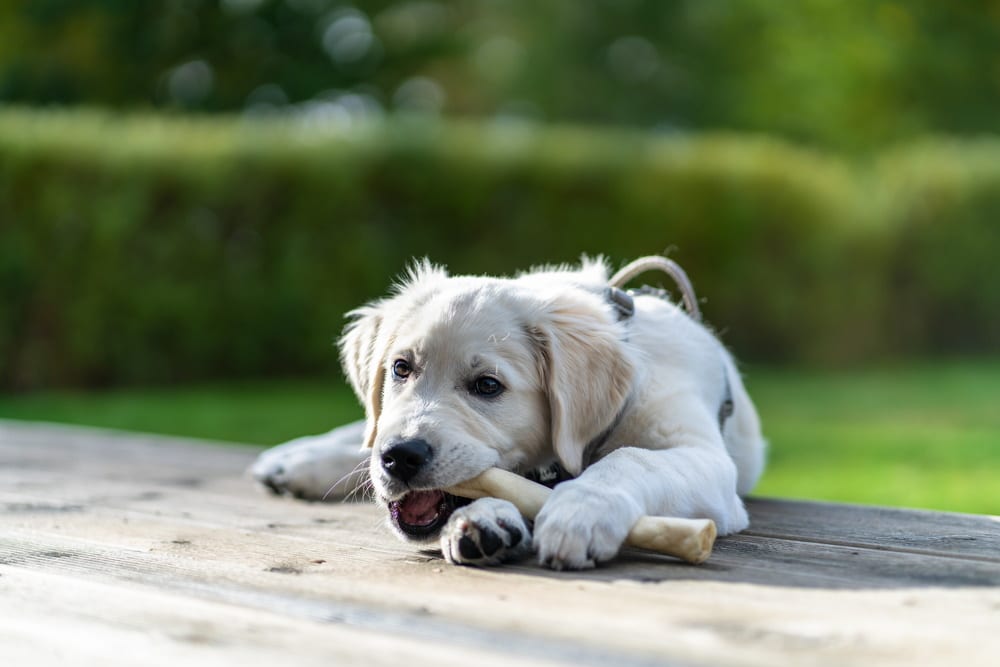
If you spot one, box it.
[534,400,748,570]
[440,498,533,567]
[251,420,370,501]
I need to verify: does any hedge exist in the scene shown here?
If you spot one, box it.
[876,141,1000,355]
[0,108,995,389]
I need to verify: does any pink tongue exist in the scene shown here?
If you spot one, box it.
[399,491,444,526]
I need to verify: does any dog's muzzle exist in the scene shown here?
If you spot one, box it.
[379,438,471,540]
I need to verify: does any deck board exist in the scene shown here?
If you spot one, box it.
[744,498,1000,561]
[1,419,998,667]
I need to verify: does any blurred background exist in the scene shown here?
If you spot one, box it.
[0,0,997,512]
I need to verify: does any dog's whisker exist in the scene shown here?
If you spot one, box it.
[345,477,375,504]
[322,459,371,501]
[344,482,365,504]
[338,471,373,504]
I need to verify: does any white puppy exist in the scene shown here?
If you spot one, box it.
[253,258,765,570]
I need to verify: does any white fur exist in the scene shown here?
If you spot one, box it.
[252,258,766,570]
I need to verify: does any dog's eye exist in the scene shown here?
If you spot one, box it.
[472,376,504,398]
[392,359,412,380]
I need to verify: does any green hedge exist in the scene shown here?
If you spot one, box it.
[0,109,996,389]
[877,142,1000,355]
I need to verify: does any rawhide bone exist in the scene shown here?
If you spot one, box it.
[446,467,717,564]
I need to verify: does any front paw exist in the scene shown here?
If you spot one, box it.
[534,483,642,570]
[251,424,368,501]
[441,498,533,567]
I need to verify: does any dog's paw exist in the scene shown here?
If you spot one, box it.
[251,423,369,501]
[441,498,533,567]
[533,483,643,570]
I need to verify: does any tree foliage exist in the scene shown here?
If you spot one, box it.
[2,1,1000,150]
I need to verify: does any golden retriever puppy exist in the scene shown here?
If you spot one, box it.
[254,258,766,570]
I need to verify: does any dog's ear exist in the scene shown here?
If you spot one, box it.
[339,259,450,449]
[340,303,392,449]
[532,292,635,475]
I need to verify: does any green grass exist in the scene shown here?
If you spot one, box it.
[745,361,1000,515]
[0,378,364,447]
[1,362,997,515]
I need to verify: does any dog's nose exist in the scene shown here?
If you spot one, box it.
[381,439,433,482]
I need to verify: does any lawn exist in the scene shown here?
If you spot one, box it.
[1,361,997,515]
[745,361,1000,515]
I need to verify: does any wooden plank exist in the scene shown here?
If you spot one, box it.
[0,420,256,478]
[1,419,999,667]
[0,566,579,667]
[3,476,998,593]
[2,421,998,589]
[744,498,1000,562]
[3,521,999,667]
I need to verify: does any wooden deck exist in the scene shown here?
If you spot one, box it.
[1,419,997,667]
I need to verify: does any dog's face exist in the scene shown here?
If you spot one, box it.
[340,262,634,543]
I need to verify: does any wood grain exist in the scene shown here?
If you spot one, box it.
[1,419,998,667]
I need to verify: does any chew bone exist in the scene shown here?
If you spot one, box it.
[446,467,716,564]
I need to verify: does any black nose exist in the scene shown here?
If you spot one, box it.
[381,439,433,482]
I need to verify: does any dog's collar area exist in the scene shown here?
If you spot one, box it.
[605,283,735,434]
[524,461,575,489]
[719,365,735,430]
[579,391,634,471]
[604,286,635,321]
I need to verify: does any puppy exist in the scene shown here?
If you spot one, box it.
[254,258,765,570]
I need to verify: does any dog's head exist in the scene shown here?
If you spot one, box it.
[340,261,635,542]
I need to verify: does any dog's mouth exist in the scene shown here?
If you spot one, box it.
[388,490,469,539]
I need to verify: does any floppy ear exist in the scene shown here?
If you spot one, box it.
[338,258,450,450]
[532,293,635,475]
[339,303,393,450]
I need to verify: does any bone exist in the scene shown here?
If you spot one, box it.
[446,467,717,564]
